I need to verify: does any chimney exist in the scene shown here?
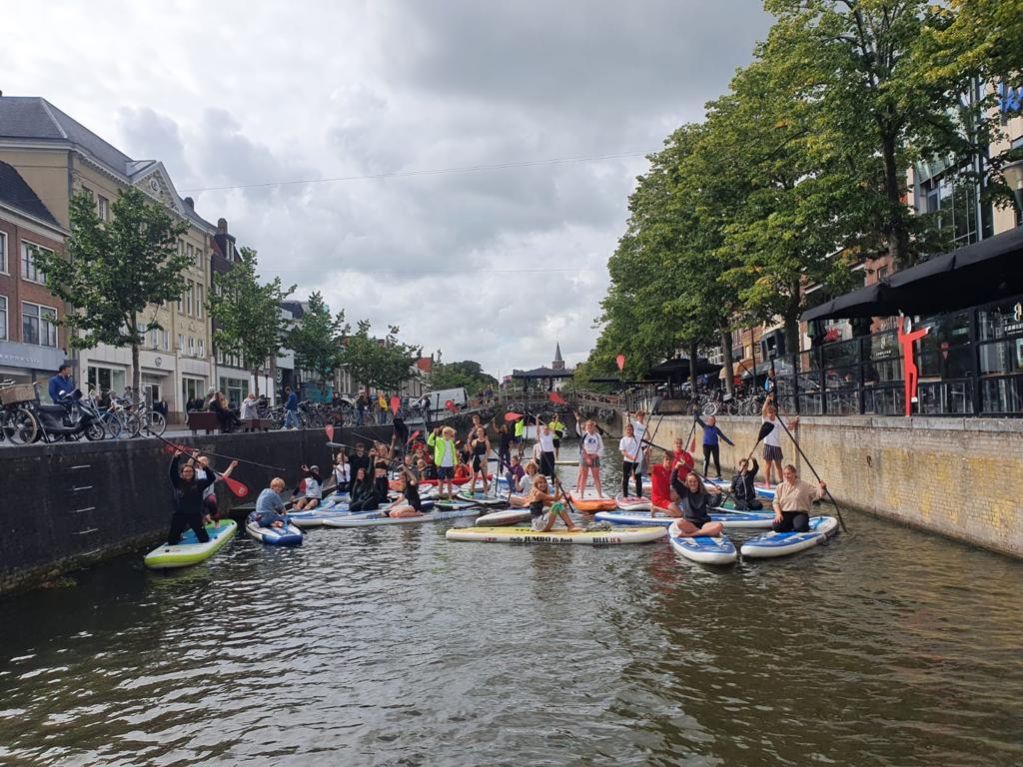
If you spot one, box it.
[183,196,194,210]
[217,217,228,234]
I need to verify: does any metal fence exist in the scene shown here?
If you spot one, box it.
[774,294,1023,417]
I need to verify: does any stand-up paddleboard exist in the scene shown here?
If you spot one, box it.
[144,519,237,569]
[555,459,578,466]
[245,515,303,546]
[568,495,617,513]
[455,491,508,507]
[667,521,737,565]
[615,496,651,511]
[446,525,667,546]
[434,499,476,511]
[740,516,838,559]
[476,509,531,526]
[595,509,775,530]
[322,506,480,528]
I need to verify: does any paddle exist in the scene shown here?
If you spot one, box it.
[504,411,523,422]
[744,421,775,465]
[151,431,286,472]
[325,424,334,443]
[406,429,421,445]
[772,415,848,533]
[161,441,248,499]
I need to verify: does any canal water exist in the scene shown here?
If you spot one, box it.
[1,454,1021,766]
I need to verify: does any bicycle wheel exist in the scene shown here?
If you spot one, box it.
[124,413,142,438]
[701,401,718,417]
[102,413,122,440]
[146,411,167,437]
[7,406,40,444]
[84,421,106,441]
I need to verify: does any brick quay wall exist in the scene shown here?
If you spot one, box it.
[642,415,1023,559]
[0,421,462,596]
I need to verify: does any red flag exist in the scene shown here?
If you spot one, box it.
[325,424,334,442]
[615,354,626,372]
[549,391,567,406]
[445,399,456,413]
[390,395,401,416]
[504,411,523,422]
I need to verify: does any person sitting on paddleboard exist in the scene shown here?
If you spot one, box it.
[762,397,798,486]
[254,477,289,530]
[333,451,351,496]
[469,426,491,495]
[168,451,223,544]
[650,452,675,516]
[349,461,390,511]
[385,463,424,518]
[526,475,580,533]
[668,471,725,538]
[418,456,435,481]
[772,464,825,533]
[427,426,458,500]
[700,415,722,479]
[619,423,642,499]
[731,458,763,510]
[506,454,525,489]
[509,460,540,507]
[293,465,322,511]
[575,418,605,498]
[349,467,373,507]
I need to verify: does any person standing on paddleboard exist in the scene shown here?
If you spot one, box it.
[548,414,566,460]
[619,423,642,499]
[254,478,289,530]
[762,397,798,486]
[668,471,725,538]
[535,417,557,479]
[772,465,826,533]
[428,426,458,500]
[167,451,222,545]
[575,419,605,498]
[513,416,526,459]
[469,426,492,495]
[629,410,649,486]
[700,415,722,479]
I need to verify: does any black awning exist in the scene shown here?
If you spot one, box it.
[801,226,1023,322]
[646,357,722,382]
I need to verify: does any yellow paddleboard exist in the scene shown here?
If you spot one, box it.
[446,526,666,545]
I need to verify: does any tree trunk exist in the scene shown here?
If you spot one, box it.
[882,133,910,268]
[721,329,735,397]
[688,340,699,400]
[130,317,141,406]
[252,368,261,397]
[784,280,802,359]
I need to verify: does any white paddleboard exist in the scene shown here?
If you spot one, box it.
[667,521,737,565]
[740,516,839,559]
[476,509,531,526]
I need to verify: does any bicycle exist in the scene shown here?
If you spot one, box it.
[132,399,166,437]
[0,380,40,445]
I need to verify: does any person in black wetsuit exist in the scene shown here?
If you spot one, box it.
[731,458,763,510]
[349,461,391,511]
[669,470,725,538]
[469,426,491,495]
[391,413,409,454]
[168,451,218,544]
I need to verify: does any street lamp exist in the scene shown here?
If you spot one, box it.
[1002,158,1023,216]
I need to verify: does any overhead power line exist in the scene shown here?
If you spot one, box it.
[178,150,656,193]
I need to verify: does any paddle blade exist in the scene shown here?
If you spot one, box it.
[548,391,567,406]
[221,474,249,499]
[615,354,625,372]
[161,444,176,456]
[445,399,456,413]
[407,429,421,444]
[757,421,774,442]
[390,396,400,416]
[689,439,697,453]
[325,424,335,442]
[504,412,523,422]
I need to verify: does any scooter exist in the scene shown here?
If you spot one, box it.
[33,389,106,442]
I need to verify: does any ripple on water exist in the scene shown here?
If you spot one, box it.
[0,458,1022,766]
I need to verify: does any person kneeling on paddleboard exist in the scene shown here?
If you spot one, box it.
[526,476,580,533]
[731,458,763,510]
[385,464,424,518]
[668,472,725,538]
[350,461,390,511]
[255,478,289,530]
[168,451,220,545]
[772,465,825,533]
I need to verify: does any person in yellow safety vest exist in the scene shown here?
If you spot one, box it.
[513,416,526,459]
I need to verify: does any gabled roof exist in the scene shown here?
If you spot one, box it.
[512,366,574,379]
[0,96,133,175]
[0,160,62,229]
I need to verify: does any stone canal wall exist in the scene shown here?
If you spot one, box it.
[0,423,412,595]
[644,414,1023,559]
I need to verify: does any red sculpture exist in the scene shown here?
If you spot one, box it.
[897,316,929,416]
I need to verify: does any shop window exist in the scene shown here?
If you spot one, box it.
[87,365,126,397]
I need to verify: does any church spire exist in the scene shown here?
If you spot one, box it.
[552,342,565,370]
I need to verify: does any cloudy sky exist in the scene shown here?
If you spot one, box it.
[4,1,771,379]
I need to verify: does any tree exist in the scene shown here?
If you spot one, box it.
[207,247,295,396]
[342,321,421,393]
[428,360,498,395]
[33,188,189,399]
[287,292,347,396]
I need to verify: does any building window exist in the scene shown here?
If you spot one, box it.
[196,285,203,319]
[920,175,980,247]
[0,295,6,340]
[0,231,7,273]
[182,376,206,409]
[87,365,126,397]
[219,376,248,407]
[177,333,184,352]
[185,281,194,316]
[188,336,195,356]
[22,302,57,346]
[98,196,109,222]
[21,242,50,284]
[197,339,205,358]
